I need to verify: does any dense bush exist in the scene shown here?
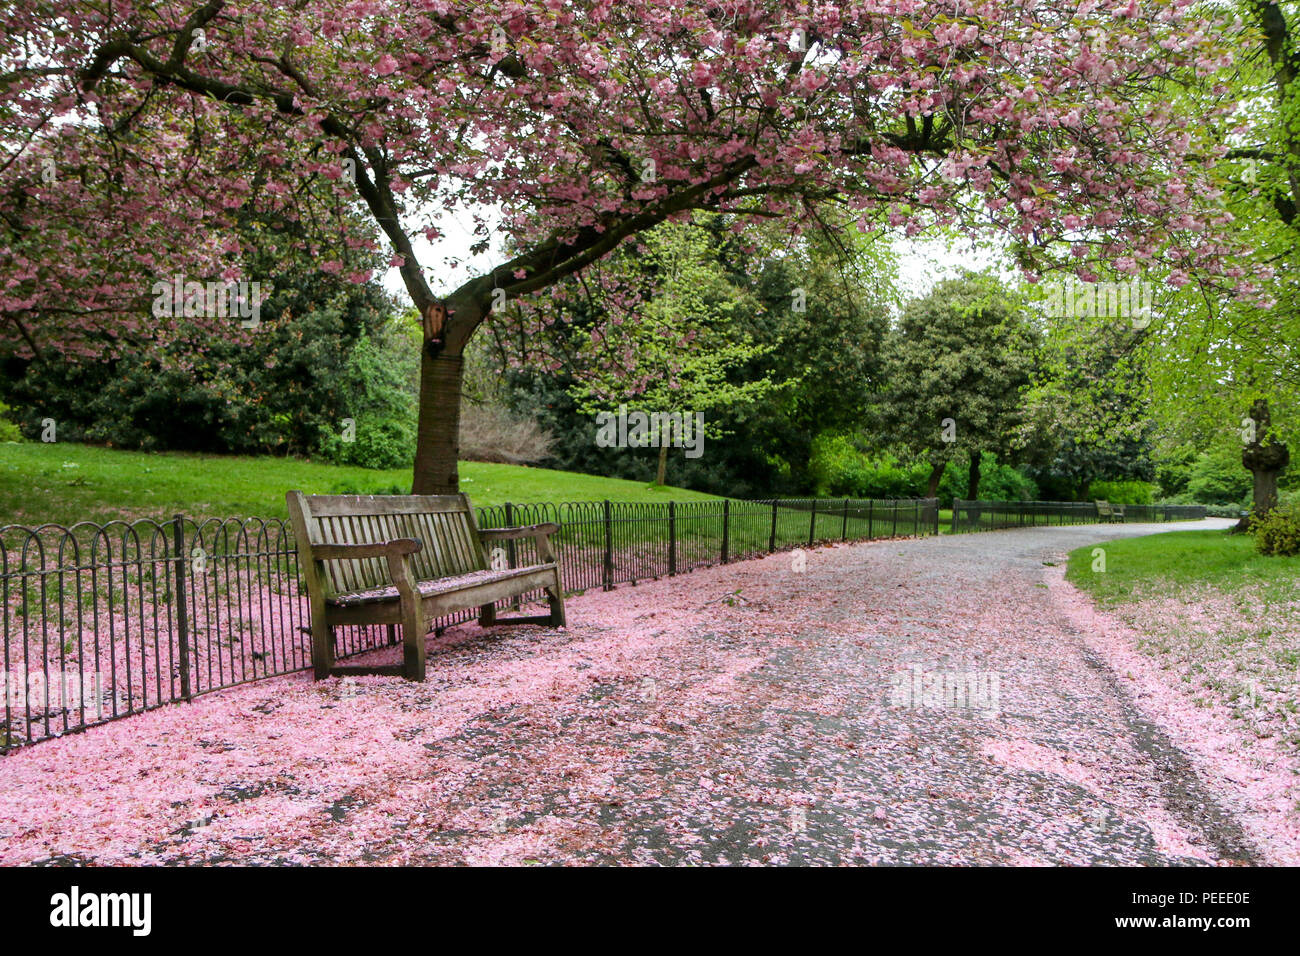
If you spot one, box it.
[0,401,21,442]
[808,436,929,498]
[318,414,416,470]
[313,323,420,470]
[0,219,408,461]
[807,435,1038,501]
[1253,503,1300,556]
[1154,445,1197,499]
[1086,479,1156,504]
[1184,445,1252,505]
[940,455,1038,502]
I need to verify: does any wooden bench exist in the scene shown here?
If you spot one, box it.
[1094,500,1126,523]
[286,492,565,681]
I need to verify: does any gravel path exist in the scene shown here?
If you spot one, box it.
[0,518,1273,866]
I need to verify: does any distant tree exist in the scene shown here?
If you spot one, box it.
[877,275,1040,500]
[492,217,780,485]
[739,223,895,487]
[1022,329,1157,500]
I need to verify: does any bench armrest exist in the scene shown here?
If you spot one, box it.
[480,523,560,563]
[313,538,423,561]
[479,523,560,541]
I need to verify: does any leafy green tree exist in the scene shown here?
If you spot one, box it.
[0,220,404,458]
[736,223,895,489]
[1022,326,1157,500]
[1107,1,1300,527]
[877,274,1041,501]
[487,213,892,492]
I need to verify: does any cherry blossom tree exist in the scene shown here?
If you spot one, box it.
[1,0,1263,492]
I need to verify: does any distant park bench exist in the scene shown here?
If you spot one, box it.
[287,492,565,681]
[1094,500,1126,523]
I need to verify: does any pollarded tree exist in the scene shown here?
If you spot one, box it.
[1,1,1265,492]
[877,274,1040,500]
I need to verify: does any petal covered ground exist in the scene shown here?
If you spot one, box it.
[1,519,1288,866]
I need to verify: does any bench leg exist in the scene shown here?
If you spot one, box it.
[478,602,497,626]
[401,606,426,682]
[546,572,566,628]
[311,612,334,680]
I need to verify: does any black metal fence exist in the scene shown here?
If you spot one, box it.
[949,499,1208,532]
[1,497,936,752]
[2,494,1219,752]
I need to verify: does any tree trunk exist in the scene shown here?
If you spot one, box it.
[412,348,465,494]
[925,460,945,498]
[411,287,486,495]
[655,442,669,487]
[966,449,983,501]
[1235,398,1290,532]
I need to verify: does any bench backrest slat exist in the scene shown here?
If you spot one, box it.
[287,492,487,597]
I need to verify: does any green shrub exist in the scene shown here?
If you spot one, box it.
[808,435,930,498]
[1253,503,1300,557]
[941,455,1038,502]
[807,435,1038,501]
[1087,479,1156,505]
[1154,445,1197,499]
[1185,446,1251,505]
[1205,504,1248,519]
[0,401,21,442]
[319,415,416,471]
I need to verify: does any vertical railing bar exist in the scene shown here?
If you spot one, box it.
[721,500,730,564]
[172,515,192,702]
[668,501,677,576]
[602,499,613,592]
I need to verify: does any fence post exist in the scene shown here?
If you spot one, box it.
[504,501,521,609]
[933,499,940,536]
[769,500,778,552]
[892,498,898,537]
[721,499,730,564]
[602,499,614,591]
[668,501,677,576]
[171,515,192,702]
[868,500,874,539]
[808,499,817,546]
[951,499,960,534]
[842,498,850,540]
[504,502,518,567]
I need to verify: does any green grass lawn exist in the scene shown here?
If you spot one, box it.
[1065,529,1300,746]
[0,442,723,526]
[1065,529,1300,608]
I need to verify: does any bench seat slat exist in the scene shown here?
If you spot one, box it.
[326,563,556,608]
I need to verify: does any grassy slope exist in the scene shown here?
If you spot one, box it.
[1065,529,1300,747]
[1065,529,1300,608]
[0,442,722,526]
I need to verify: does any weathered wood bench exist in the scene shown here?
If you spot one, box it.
[286,492,565,681]
[1094,499,1126,523]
